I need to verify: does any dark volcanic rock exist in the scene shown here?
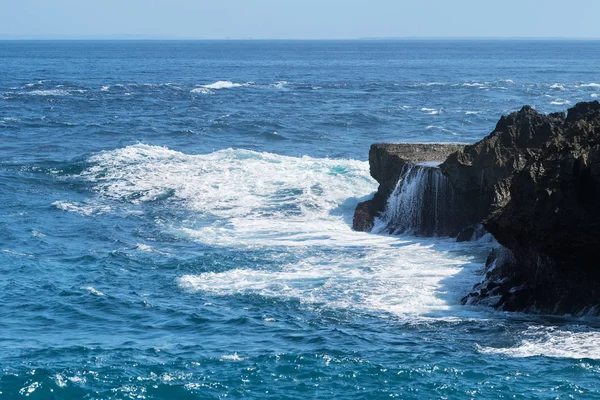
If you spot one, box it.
[356,101,600,313]
[452,101,600,313]
[352,143,463,232]
[440,105,566,228]
[352,201,376,232]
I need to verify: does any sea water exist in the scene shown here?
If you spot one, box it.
[1,40,600,398]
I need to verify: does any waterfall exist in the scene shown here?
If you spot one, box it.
[377,163,454,236]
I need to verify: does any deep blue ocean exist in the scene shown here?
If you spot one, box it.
[1,40,600,399]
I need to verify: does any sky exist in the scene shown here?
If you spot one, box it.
[1,0,600,40]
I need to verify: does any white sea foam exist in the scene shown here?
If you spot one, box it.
[580,83,600,89]
[177,238,475,319]
[465,111,479,115]
[420,107,440,115]
[135,243,155,252]
[550,83,566,90]
[271,81,289,89]
[462,82,486,88]
[31,230,45,238]
[550,99,571,105]
[2,249,34,258]
[592,94,599,98]
[26,89,71,96]
[202,81,243,90]
[82,286,105,296]
[220,353,245,361]
[190,87,214,94]
[80,144,485,320]
[478,326,600,359]
[52,200,112,216]
[101,85,110,92]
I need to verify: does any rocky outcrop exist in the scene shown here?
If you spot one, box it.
[352,143,463,232]
[439,105,566,228]
[462,101,600,313]
[356,101,600,314]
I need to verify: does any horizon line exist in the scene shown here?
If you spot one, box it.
[1,36,600,41]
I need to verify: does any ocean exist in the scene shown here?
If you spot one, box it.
[1,40,600,399]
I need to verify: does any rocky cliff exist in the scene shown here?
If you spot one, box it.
[355,101,600,314]
[459,101,600,313]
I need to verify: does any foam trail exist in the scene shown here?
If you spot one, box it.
[478,326,600,359]
[178,239,475,320]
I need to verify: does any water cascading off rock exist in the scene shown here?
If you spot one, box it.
[375,163,454,236]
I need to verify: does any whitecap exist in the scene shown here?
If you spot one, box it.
[190,87,214,94]
[134,243,155,252]
[580,83,600,89]
[462,82,485,88]
[2,249,34,258]
[31,230,45,238]
[550,83,566,90]
[82,286,105,296]
[26,89,71,96]
[592,94,599,98]
[465,111,479,115]
[202,80,243,90]
[52,200,112,216]
[420,107,440,115]
[220,353,245,361]
[100,85,110,92]
[54,374,67,388]
[423,82,444,86]
[478,326,600,359]
[271,81,289,89]
[550,99,571,105]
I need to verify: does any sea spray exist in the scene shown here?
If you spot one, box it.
[376,163,454,236]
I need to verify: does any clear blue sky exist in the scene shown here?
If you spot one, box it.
[2,0,600,40]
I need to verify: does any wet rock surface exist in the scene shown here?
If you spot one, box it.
[352,143,463,232]
[465,101,600,313]
[358,101,600,314]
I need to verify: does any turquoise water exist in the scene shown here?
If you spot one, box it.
[1,40,600,399]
